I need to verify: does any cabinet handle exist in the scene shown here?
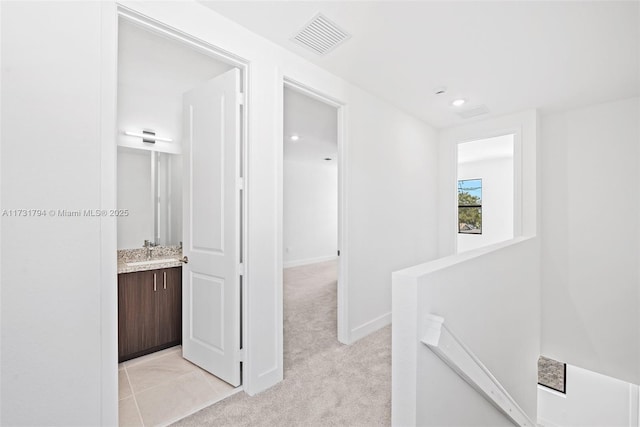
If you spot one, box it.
[163,271,167,290]
[153,273,157,292]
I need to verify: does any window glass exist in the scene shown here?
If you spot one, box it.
[458,178,482,234]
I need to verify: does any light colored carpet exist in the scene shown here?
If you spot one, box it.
[172,260,392,427]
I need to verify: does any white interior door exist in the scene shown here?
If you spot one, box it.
[182,68,241,387]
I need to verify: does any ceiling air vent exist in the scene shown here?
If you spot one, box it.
[291,13,351,56]
[457,105,490,119]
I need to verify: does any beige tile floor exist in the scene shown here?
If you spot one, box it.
[118,346,240,426]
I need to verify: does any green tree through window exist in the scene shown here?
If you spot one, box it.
[458,179,482,234]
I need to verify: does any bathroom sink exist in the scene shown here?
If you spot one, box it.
[126,258,177,267]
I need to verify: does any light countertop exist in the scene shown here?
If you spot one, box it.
[117,245,182,274]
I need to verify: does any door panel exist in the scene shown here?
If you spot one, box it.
[157,267,182,347]
[191,97,225,252]
[190,273,224,351]
[182,68,241,387]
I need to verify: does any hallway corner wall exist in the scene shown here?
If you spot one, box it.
[540,96,640,385]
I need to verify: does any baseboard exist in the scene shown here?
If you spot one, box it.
[349,312,391,343]
[244,366,282,396]
[283,255,337,268]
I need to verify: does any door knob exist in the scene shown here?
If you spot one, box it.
[180,256,189,264]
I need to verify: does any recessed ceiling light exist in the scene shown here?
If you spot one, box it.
[290,135,300,141]
[452,99,466,107]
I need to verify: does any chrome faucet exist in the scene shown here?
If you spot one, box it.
[143,239,157,260]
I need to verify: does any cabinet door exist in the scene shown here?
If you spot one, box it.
[157,267,182,347]
[118,270,158,362]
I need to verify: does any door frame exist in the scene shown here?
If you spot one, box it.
[452,128,523,254]
[280,77,349,344]
[101,5,250,422]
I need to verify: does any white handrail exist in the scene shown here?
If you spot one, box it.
[421,314,536,427]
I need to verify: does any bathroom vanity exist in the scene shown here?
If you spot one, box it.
[117,248,183,362]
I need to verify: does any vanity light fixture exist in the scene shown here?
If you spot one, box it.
[290,134,300,141]
[125,130,173,143]
[451,99,466,107]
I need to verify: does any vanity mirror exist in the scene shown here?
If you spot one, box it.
[117,146,182,249]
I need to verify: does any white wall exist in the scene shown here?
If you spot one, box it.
[117,18,232,148]
[1,0,440,423]
[283,158,337,267]
[127,0,439,388]
[458,152,514,252]
[119,1,440,347]
[1,2,115,425]
[116,19,232,249]
[541,97,640,385]
[343,96,438,341]
[394,110,539,426]
[392,238,541,426]
[538,364,640,427]
[438,110,538,257]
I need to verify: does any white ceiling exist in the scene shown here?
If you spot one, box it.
[200,1,639,129]
[284,87,338,164]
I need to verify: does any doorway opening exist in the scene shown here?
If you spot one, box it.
[456,133,516,253]
[115,9,247,425]
[282,81,345,374]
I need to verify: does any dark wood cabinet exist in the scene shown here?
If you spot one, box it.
[118,267,182,362]
[118,270,158,360]
[157,267,182,348]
